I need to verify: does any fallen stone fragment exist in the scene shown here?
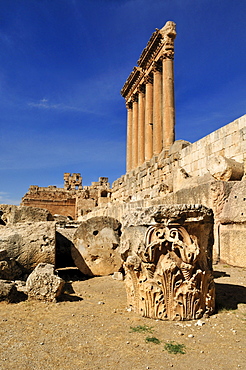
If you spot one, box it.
[26,263,64,302]
[0,204,53,225]
[72,217,122,276]
[0,222,56,274]
[207,156,243,181]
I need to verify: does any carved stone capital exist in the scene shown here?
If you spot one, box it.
[126,101,133,110]
[121,205,215,321]
[152,60,162,73]
[144,74,153,85]
[162,41,175,60]
[131,94,138,103]
[137,84,145,95]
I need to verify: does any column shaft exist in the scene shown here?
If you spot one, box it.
[138,88,145,166]
[144,79,153,161]
[126,103,133,172]
[162,57,175,150]
[132,96,138,169]
[153,68,162,155]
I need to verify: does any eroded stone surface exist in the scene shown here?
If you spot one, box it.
[121,205,215,321]
[26,263,64,302]
[72,217,122,276]
[0,205,53,225]
[0,222,56,274]
[207,156,244,181]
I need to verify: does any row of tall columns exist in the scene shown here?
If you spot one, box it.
[126,58,175,172]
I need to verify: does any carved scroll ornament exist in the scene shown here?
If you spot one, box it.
[124,224,215,321]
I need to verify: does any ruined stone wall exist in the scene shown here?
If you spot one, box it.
[21,176,111,220]
[21,186,77,219]
[111,115,246,204]
[79,114,246,268]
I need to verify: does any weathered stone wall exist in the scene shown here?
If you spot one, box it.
[21,176,111,220]
[111,115,246,204]
[21,186,77,219]
[79,114,246,268]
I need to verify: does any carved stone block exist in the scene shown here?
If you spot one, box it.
[120,205,215,321]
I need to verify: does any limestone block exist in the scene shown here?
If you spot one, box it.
[72,217,122,276]
[238,114,246,129]
[121,205,215,321]
[220,224,246,267]
[0,222,56,273]
[169,140,191,156]
[220,179,246,224]
[207,155,243,181]
[26,263,64,302]
[0,205,53,225]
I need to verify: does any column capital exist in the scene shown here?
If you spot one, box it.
[144,74,153,85]
[126,101,133,110]
[132,93,138,103]
[152,60,162,73]
[137,84,145,95]
[160,21,176,61]
[162,42,175,60]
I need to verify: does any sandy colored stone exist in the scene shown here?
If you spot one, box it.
[72,217,122,276]
[121,204,215,321]
[220,179,246,224]
[0,222,56,274]
[26,263,64,302]
[207,155,244,181]
[0,204,53,225]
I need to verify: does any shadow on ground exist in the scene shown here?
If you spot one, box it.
[214,270,246,311]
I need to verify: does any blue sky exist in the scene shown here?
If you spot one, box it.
[0,0,245,205]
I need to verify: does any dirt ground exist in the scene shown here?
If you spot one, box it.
[0,263,245,370]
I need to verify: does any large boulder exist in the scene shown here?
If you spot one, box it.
[0,205,53,225]
[72,217,122,276]
[26,263,64,302]
[0,222,56,274]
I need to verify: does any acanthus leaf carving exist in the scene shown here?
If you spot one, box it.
[124,223,215,321]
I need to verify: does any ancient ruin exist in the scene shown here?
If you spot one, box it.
[121,21,176,171]
[120,205,215,320]
[21,174,111,219]
[1,21,246,320]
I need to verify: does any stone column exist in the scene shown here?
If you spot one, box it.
[132,94,138,169]
[137,85,145,166]
[152,62,162,155]
[126,102,133,172]
[144,75,153,161]
[162,25,176,151]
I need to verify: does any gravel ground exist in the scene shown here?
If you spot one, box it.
[0,263,245,370]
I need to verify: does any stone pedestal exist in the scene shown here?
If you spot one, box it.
[120,205,215,321]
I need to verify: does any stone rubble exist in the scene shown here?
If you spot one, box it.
[26,263,64,302]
